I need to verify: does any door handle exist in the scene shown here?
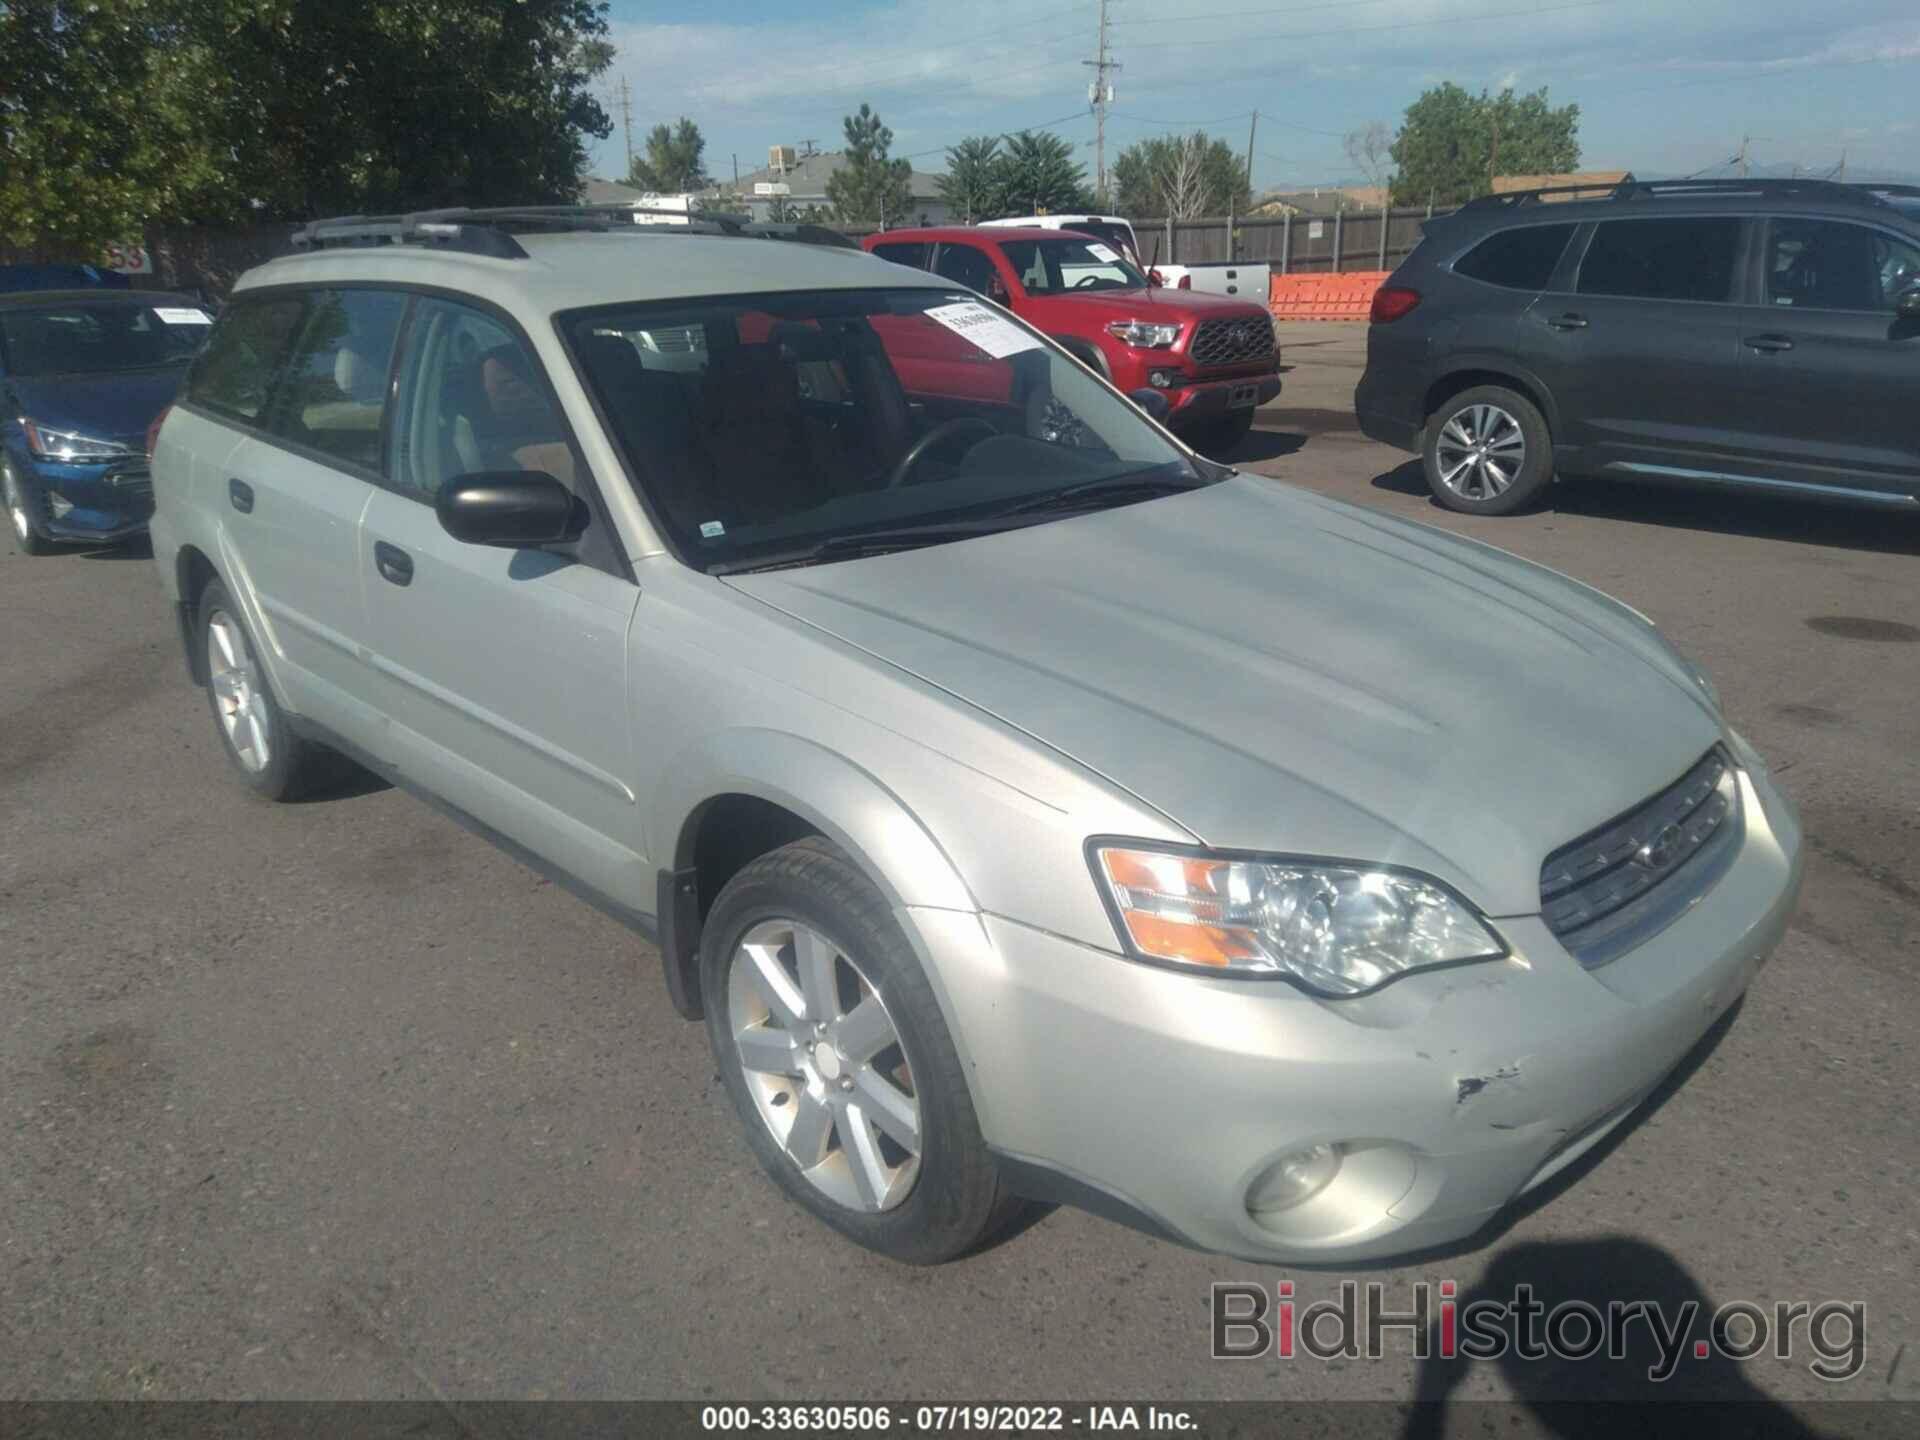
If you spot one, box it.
[1745,334,1794,353]
[228,478,254,513]
[1544,312,1588,330]
[373,541,413,587]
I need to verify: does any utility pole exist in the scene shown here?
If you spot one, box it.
[618,75,634,181]
[1083,0,1121,206]
[1487,109,1501,192]
[1737,134,1749,178]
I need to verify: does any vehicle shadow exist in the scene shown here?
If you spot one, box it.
[1368,463,1920,557]
[1401,1236,1830,1433]
[1227,429,1309,463]
[76,535,154,561]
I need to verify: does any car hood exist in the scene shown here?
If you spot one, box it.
[1067,286,1272,322]
[7,367,187,448]
[726,478,1724,916]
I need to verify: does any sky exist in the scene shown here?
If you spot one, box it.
[592,0,1919,191]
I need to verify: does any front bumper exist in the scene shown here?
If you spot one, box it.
[14,453,154,543]
[1166,373,1283,425]
[905,753,1802,1264]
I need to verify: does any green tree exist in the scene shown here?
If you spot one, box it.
[1389,82,1580,206]
[1111,133,1249,219]
[825,103,911,225]
[0,0,235,255]
[936,135,1001,223]
[990,131,1090,217]
[628,117,709,192]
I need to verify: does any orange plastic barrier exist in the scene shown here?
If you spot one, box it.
[1269,269,1392,322]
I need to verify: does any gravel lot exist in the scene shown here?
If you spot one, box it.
[2,321,1915,1425]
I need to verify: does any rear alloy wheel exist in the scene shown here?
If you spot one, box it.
[2,459,53,555]
[1423,385,1553,515]
[701,836,1024,1263]
[196,578,343,801]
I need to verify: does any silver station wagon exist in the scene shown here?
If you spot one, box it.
[148,208,1803,1265]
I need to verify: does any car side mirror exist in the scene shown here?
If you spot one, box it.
[987,276,1010,304]
[1896,285,1920,319]
[435,471,579,547]
[1128,387,1171,423]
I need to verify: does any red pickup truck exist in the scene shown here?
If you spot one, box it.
[861,226,1281,455]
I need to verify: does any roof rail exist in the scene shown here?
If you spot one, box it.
[288,203,858,257]
[1462,176,1899,213]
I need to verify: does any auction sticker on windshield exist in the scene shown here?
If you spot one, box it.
[153,307,213,325]
[925,301,1041,359]
[1085,243,1120,262]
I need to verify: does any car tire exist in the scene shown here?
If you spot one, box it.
[2,457,54,556]
[700,835,1023,1264]
[1192,409,1255,459]
[1422,386,1553,516]
[195,578,341,801]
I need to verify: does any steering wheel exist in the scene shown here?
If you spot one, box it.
[1073,274,1106,289]
[884,417,999,489]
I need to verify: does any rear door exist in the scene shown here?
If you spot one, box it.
[1732,215,1920,500]
[1525,215,1753,476]
[197,287,404,739]
[358,295,646,906]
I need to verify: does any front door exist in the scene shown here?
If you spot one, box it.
[1732,215,1920,501]
[360,295,647,908]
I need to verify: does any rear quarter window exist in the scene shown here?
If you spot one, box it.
[187,295,308,422]
[1453,224,1577,291]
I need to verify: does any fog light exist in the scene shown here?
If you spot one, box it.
[1248,1144,1341,1215]
[47,493,74,519]
[1148,369,1173,388]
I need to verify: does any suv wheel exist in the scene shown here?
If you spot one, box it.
[701,836,1022,1264]
[1423,386,1552,515]
[197,579,342,800]
[3,458,53,556]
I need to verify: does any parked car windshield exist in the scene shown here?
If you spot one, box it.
[0,299,209,377]
[998,238,1148,294]
[563,287,1205,571]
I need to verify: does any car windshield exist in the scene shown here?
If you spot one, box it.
[563,287,1208,571]
[999,238,1148,294]
[0,299,210,377]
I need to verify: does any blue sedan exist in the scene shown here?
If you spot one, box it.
[1,289,210,554]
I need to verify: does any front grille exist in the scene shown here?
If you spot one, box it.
[1188,315,1274,368]
[1540,747,1743,967]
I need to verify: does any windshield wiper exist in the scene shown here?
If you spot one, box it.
[708,518,1024,575]
[992,470,1206,518]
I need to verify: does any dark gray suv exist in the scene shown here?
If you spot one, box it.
[1355,179,1920,515]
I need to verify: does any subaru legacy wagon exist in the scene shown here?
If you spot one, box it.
[148,208,1802,1265]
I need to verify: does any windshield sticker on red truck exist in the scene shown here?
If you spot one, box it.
[1084,243,1120,263]
[924,301,1041,359]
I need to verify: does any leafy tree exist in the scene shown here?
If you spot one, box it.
[0,0,616,256]
[936,136,1001,224]
[0,0,234,255]
[628,117,709,192]
[1390,83,1579,207]
[990,131,1090,217]
[1111,133,1249,219]
[825,103,911,225]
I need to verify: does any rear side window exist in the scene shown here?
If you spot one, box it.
[1576,218,1741,303]
[871,242,930,269]
[264,289,407,469]
[1454,224,1576,291]
[187,295,307,422]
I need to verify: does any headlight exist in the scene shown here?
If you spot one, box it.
[20,418,131,462]
[1105,319,1180,349]
[1091,843,1506,996]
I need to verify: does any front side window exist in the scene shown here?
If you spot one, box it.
[187,295,308,421]
[1766,219,1920,312]
[999,237,1147,294]
[388,297,578,500]
[1,298,211,378]
[931,244,1001,295]
[563,287,1206,572]
[1453,224,1576,292]
[1576,218,1741,303]
[262,289,407,467]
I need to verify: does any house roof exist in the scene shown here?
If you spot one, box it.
[1491,170,1634,195]
[707,152,945,201]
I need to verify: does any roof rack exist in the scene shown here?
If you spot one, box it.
[1462,177,1898,212]
[288,204,860,258]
